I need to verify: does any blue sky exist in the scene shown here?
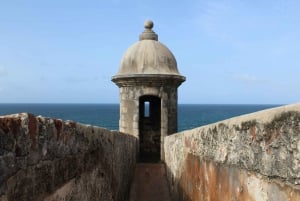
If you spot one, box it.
[0,0,299,104]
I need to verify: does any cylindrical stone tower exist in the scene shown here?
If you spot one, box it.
[112,20,185,162]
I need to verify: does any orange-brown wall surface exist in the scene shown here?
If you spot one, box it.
[165,103,300,201]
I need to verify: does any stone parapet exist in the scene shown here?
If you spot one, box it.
[164,103,300,201]
[0,113,137,201]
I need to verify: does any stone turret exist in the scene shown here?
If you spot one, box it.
[112,20,185,162]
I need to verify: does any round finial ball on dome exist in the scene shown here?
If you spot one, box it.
[144,20,154,29]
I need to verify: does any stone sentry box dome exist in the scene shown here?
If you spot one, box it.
[112,20,185,162]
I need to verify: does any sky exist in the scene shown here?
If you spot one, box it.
[0,0,299,104]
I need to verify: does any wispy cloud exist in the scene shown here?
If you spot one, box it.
[39,75,47,81]
[65,76,89,83]
[194,1,237,42]
[232,73,266,86]
[233,73,257,81]
[65,75,102,83]
[0,67,8,77]
[194,0,299,48]
[111,0,122,5]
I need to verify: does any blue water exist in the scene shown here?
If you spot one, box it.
[0,104,280,131]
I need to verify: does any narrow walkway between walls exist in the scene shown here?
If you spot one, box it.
[129,163,173,201]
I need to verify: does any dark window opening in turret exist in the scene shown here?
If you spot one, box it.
[139,95,161,163]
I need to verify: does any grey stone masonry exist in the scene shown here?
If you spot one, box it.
[112,20,185,161]
[0,113,137,201]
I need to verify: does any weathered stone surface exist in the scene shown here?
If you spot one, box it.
[0,113,137,201]
[112,20,185,162]
[164,103,300,201]
[174,154,299,201]
[114,20,183,77]
[2,102,300,201]
[114,83,181,162]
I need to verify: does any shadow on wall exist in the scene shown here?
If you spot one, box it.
[0,113,137,201]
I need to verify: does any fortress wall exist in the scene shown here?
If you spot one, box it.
[0,113,137,201]
[164,103,300,201]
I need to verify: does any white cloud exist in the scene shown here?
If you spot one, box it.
[232,73,268,87]
[233,73,257,82]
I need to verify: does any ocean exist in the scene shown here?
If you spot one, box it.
[0,104,279,132]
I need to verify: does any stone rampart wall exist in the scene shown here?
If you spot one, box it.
[0,113,137,201]
[164,103,300,201]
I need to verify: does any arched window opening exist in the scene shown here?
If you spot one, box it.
[139,95,161,162]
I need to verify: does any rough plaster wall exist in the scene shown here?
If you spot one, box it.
[164,103,300,201]
[0,113,137,201]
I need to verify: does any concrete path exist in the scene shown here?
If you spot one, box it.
[129,163,173,201]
